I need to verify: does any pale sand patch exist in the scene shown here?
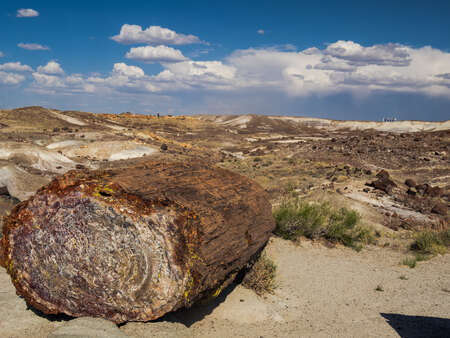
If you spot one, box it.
[49,110,87,126]
[346,191,431,222]
[217,115,252,129]
[0,143,75,172]
[61,141,158,161]
[0,165,50,201]
[120,237,450,337]
[46,140,86,149]
[269,116,450,133]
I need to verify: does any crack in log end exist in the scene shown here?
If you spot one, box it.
[2,161,275,323]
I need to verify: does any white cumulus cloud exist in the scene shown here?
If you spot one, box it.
[0,71,25,85]
[0,51,3,57]
[16,8,39,18]
[257,29,265,35]
[225,42,450,97]
[32,73,65,87]
[112,63,145,78]
[0,62,33,72]
[18,43,49,51]
[111,24,201,45]
[37,61,64,75]
[126,45,188,63]
[324,40,411,66]
[21,40,450,108]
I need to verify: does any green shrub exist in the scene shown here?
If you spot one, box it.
[410,230,449,256]
[402,256,417,268]
[401,252,430,268]
[242,253,277,296]
[273,199,329,240]
[273,198,373,250]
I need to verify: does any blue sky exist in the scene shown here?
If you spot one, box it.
[1,1,450,120]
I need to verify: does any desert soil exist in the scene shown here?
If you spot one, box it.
[1,237,449,337]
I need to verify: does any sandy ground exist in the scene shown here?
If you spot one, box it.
[1,237,448,337]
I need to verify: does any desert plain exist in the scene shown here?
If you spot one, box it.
[0,106,449,337]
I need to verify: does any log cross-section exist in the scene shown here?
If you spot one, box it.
[0,161,274,323]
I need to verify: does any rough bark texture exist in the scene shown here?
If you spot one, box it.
[0,161,274,323]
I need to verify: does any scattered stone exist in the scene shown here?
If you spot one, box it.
[431,202,447,216]
[75,164,85,169]
[406,188,417,196]
[363,188,370,193]
[376,170,390,180]
[160,143,168,151]
[368,170,397,195]
[405,179,417,188]
[0,186,9,196]
[416,184,427,193]
[425,185,443,198]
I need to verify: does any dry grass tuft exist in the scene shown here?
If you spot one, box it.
[242,253,277,296]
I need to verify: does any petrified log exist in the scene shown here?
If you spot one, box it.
[0,161,274,323]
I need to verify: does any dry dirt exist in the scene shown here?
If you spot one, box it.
[0,107,449,337]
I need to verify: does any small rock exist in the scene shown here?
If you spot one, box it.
[376,169,390,180]
[416,184,427,193]
[368,175,397,195]
[75,164,85,170]
[0,186,9,196]
[405,179,417,188]
[406,188,417,196]
[431,202,447,216]
[425,185,443,198]
[160,143,168,151]
[363,188,370,193]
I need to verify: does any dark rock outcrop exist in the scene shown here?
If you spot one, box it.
[405,179,417,188]
[367,170,397,195]
[431,202,448,216]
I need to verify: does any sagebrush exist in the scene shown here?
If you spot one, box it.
[273,198,375,250]
[410,229,450,255]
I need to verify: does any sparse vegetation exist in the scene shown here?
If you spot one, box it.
[402,252,429,268]
[273,198,375,250]
[402,256,417,268]
[410,230,450,256]
[401,230,450,268]
[242,253,277,296]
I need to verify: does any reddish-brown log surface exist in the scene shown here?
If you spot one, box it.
[0,161,274,323]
